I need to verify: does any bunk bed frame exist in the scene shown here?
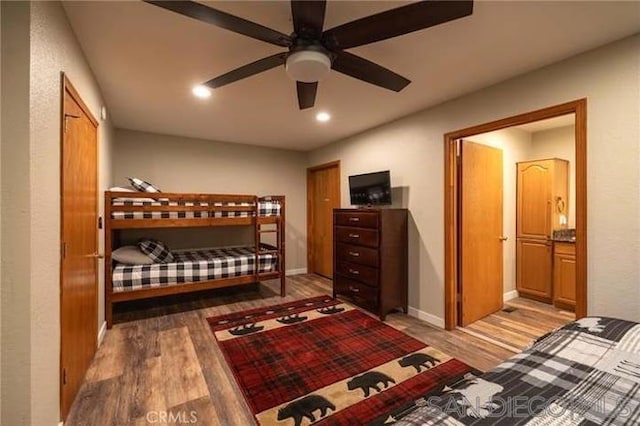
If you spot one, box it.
[104,191,286,328]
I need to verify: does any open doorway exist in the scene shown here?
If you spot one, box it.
[444,100,586,350]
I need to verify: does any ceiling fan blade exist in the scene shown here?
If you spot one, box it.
[323,0,473,50]
[296,82,317,110]
[144,1,291,47]
[204,53,287,89]
[332,51,410,92]
[291,0,327,38]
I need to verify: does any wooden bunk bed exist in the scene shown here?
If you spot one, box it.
[104,191,285,328]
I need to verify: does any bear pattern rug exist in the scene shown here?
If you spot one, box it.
[207,296,476,425]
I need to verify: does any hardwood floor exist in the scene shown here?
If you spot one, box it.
[66,274,515,425]
[460,297,575,352]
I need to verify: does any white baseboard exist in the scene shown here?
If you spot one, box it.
[286,268,308,276]
[407,306,445,329]
[97,321,107,346]
[503,290,519,303]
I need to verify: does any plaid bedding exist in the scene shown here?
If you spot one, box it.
[112,246,277,292]
[391,317,640,425]
[111,200,281,219]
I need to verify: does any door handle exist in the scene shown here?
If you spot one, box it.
[499,236,508,241]
[89,252,104,259]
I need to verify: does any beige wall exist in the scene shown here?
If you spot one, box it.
[1,2,32,423]
[112,129,308,272]
[309,35,640,326]
[2,1,114,423]
[530,125,576,227]
[467,129,533,295]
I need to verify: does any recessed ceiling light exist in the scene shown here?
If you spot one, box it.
[316,112,331,122]
[192,85,211,99]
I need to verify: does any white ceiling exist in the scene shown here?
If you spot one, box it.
[62,1,640,151]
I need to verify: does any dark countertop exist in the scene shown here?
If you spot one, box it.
[553,229,576,243]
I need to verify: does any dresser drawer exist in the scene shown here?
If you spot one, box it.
[335,211,378,229]
[336,261,379,286]
[336,243,378,267]
[335,226,378,248]
[334,275,378,307]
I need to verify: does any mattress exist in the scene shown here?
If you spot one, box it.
[389,317,640,425]
[111,200,281,220]
[112,246,278,292]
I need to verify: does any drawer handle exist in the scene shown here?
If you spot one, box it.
[348,217,360,222]
[348,251,360,257]
[348,286,360,293]
[348,268,360,275]
[348,233,360,238]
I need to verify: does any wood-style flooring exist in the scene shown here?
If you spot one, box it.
[460,297,575,352]
[67,275,521,425]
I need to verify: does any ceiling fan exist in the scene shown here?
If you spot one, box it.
[144,0,474,110]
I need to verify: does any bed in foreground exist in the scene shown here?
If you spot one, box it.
[391,317,640,425]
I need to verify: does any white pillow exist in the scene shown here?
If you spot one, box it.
[110,186,135,192]
[111,245,155,265]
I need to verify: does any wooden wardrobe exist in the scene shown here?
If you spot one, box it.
[516,159,568,303]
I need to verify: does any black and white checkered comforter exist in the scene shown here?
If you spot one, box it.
[389,317,640,425]
[112,246,277,292]
[111,200,281,220]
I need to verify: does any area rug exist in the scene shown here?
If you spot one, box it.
[207,296,478,425]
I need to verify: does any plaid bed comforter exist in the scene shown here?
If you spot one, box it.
[392,317,640,425]
[112,246,277,292]
[111,200,281,219]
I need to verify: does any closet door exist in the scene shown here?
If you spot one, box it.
[307,162,340,278]
[60,77,99,420]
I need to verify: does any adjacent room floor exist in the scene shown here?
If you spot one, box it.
[66,275,516,425]
[459,297,576,353]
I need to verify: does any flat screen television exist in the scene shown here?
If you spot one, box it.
[349,170,392,206]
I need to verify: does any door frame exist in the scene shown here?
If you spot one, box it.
[307,160,341,276]
[444,99,587,330]
[59,73,100,419]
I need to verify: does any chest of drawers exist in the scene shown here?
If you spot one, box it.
[333,208,408,320]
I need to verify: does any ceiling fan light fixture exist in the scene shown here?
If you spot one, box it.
[285,50,331,83]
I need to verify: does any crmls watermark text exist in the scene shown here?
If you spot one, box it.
[146,410,198,424]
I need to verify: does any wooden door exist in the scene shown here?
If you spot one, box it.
[516,238,552,301]
[307,162,340,278]
[60,77,99,420]
[459,141,504,326]
[517,160,551,239]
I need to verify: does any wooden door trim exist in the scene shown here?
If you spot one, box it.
[307,161,341,275]
[444,99,587,330]
[60,73,100,420]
